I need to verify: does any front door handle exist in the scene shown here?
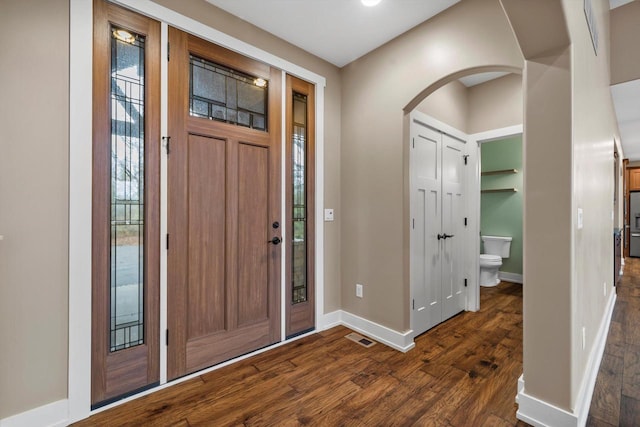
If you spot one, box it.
[443,233,455,239]
[268,236,282,245]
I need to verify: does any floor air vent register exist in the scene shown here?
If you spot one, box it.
[345,332,377,348]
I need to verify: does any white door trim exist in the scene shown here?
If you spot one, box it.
[69,0,326,422]
[469,124,523,310]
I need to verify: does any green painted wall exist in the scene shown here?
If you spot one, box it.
[481,135,523,275]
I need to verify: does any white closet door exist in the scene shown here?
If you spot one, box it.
[410,122,442,337]
[441,134,466,321]
[411,120,467,338]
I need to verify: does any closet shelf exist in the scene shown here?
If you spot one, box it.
[481,188,518,193]
[481,168,518,176]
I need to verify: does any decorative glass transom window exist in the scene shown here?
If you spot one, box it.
[189,55,268,131]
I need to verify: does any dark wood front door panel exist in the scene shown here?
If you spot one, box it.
[168,27,281,380]
[186,134,227,340]
[237,143,270,326]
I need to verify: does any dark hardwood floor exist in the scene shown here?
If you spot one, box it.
[75,283,528,426]
[588,257,640,426]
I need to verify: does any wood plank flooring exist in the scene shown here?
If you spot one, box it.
[75,283,528,426]
[588,257,640,426]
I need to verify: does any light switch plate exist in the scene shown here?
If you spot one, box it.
[577,208,583,229]
[324,208,334,221]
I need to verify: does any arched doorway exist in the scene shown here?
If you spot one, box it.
[403,67,523,336]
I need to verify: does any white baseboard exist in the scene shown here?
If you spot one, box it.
[516,291,616,427]
[573,290,617,426]
[323,310,415,352]
[499,271,523,284]
[322,310,342,330]
[517,389,577,427]
[0,399,68,427]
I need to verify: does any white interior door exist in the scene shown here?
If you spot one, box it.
[411,123,442,336]
[441,134,466,321]
[411,119,467,338]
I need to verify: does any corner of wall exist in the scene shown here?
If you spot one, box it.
[322,310,415,353]
[516,290,616,426]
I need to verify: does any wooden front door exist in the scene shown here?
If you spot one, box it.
[167,28,282,379]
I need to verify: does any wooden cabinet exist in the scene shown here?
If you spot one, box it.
[630,168,640,191]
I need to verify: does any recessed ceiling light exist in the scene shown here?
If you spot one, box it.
[361,0,382,6]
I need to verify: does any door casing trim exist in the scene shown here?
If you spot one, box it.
[469,124,524,313]
[408,110,474,337]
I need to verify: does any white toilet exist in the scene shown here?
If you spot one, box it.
[479,235,512,287]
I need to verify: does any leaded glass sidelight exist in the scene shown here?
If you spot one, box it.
[292,93,308,304]
[189,55,268,131]
[110,26,145,352]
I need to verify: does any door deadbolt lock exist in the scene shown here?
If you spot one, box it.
[272,221,280,229]
[268,236,282,245]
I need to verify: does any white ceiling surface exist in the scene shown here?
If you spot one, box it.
[609,0,640,160]
[205,0,460,67]
[612,80,640,160]
[610,0,634,9]
[458,71,510,87]
[207,0,636,157]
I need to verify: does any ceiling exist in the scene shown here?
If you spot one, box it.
[207,0,637,158]
[205,0,460,67]
[610,0,634,9]
[459,72,510,88]
[612,80,640,160]
[610,0,639,160]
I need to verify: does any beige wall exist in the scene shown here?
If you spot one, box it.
[0,0,69,418]
[416,80,469,132]
[564,0,620,408]
[340,0,523,332]
[521,48,574,410]
[152,0,344,314]
[416,73,523,135]
[611,0,640,84]
[468,73,522,134]
[501,0,621,411]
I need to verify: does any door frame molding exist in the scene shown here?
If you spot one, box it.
[469,123,524,311]
[69,0,327,422]
[408,110,472,338]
